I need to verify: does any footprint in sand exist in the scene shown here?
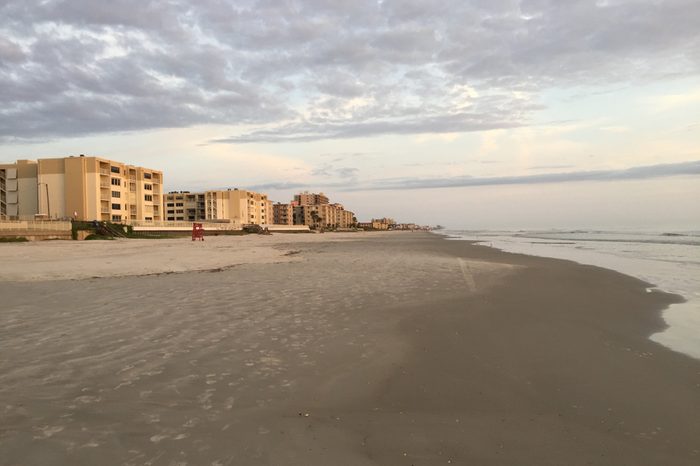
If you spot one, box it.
[34,425,64,439]
[149,434,169,443]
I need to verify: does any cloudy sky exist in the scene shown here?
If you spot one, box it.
[1,0,698,229]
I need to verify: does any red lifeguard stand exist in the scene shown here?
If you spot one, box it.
[192,223,204,241]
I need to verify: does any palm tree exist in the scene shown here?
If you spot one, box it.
[310,211,321,230]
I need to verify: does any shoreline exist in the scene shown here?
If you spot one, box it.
[438,230,700,361]
[1,232,699,465]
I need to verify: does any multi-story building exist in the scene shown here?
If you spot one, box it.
[371,218,396,230]
[292,204,316,227]
[292,202,355,229]
[0,160,39,220]
[290,192,356,229]
[205,189,272,225]
[330,203,355,228]
[272,202,293,225]
[0,156,163,222]
[0,167,5,220]
[163,188,272,225]
[164,192,206,222]
[294,191,329,206]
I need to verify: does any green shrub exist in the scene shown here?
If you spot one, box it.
[84,234,113,241]
[0,236,28,243]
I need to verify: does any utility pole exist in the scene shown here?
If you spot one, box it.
[37,182,50,219]
[45,183,50,219]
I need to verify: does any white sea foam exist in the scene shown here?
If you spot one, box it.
[444,230,700,360]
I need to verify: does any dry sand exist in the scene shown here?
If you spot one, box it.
[0,233,365,282]
[0,232,698,465]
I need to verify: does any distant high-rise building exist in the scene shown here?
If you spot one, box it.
[164,188,272,225]
[272,202,293,225]
[371,218,395,230]
[164,192,206,222]
[205,189,272,225]
[294,191,329,206]
[292,201,355,229]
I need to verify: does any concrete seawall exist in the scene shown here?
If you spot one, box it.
[0,220,72,241]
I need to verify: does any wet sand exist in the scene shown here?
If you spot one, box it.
[1,232,698,465]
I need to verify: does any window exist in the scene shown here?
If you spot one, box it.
[112,191,121,198]
[176,209,184,214]
[111,178,121,186]
[167,210,174,214]
[110,166,120,173]
[167,217,175,221]
[112,215,121,221]
[144,194,153,202]
[112,203,121,210]
[167,203,174,207]
[175,202,183,207]
[144,184,153,191]
[144,173,152,179]
[145,217,153,221]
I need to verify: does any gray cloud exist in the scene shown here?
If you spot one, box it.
[249,160,700,192]
[248,181,315,191]
[1,0,699,142]
[527,164,575,170]
[351,160,700,191]
[211,108,528,143]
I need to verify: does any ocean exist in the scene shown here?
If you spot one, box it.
[443,229,700,361]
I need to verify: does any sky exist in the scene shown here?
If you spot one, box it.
[0,0,699,229]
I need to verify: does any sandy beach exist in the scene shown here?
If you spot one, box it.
[1,232,698,465]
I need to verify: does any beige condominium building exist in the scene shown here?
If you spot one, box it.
[371,217,396,230]
[0,155,163,222]
[335,204,355,228]
[272,202,294,225]
[164,192,206,222]
[0,160,39,220]
[293,201,355,229]
[163,188,272,225]
[205,188,272,225]
[294,191,329,206]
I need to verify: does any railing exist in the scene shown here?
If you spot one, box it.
[0,220,72,231]
[99,168,110,175]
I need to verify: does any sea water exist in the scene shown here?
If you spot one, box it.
[443,230,700,360]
